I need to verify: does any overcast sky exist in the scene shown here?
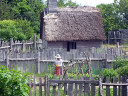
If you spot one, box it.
[72,0,114,7]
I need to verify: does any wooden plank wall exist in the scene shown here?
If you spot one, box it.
[0,49,126,73]
[0,38,127,73]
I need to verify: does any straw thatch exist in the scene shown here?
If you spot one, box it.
[44,6,106,41]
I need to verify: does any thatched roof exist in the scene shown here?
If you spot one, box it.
[44,6,106,41]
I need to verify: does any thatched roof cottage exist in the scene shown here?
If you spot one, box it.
[40,0,106,51]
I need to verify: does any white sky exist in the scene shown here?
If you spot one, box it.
[71,0,114,7]
[43,0,115,7]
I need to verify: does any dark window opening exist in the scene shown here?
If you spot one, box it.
[67,42,76,51]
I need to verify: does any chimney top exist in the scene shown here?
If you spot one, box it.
[47,0,57,13]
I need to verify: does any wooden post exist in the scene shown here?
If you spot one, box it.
[9,38,13,52]
[88,57,91,78]
[116,42,119,48]
[113,77,117,96]
[6,52,9,69]
[52,75,57,96]
[29,76,32,96]
[22,40,26,52]
[91,77,95,96]
[106,77,110,96]
[105,53,107,68]
[39,78,42,96]
[79,77,83,96]
[84,77,90,96]
[122,75,127,96]
[45,75,49,96]
[33,74,36,96]
[99,78,103,96]
[118,75,122,96]
[114,31,116,44]
[67,77,74,96]
[37,52,41,74]
[108,31,110,44]
[33,35,36,51]
[47,75,50,96]
[74,76,78,96]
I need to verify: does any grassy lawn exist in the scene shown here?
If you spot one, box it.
[102,44,116,48]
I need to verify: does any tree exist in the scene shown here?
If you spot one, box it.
[0,19,35,41]
[0,0,79,41]
[58,0,79,7]
[0,0,45,34]
[97,4,127,36]
[114,0,128,25]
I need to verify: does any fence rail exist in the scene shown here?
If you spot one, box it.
[0,38,127,73]
[27,75,128,96]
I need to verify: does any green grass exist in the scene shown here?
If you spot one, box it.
[102,44,116,48]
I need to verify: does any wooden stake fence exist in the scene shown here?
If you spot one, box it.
[27,75,128,96]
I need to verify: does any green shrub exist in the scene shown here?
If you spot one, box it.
[0,66,29,96]
[101,68,118,82]
[113,57,128,69]
[0,19,36,41]
[116,65,128,77]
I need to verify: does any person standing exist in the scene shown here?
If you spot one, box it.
[54,54,63,76]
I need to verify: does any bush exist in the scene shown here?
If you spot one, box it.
[116,65,128,77]
[101,68,118,82]
[0,66,29,96]
[0,19,36,41]
[113,57,128,69]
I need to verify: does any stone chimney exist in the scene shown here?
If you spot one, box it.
[47,0,57,13]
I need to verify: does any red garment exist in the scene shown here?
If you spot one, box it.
[55,66,60,76]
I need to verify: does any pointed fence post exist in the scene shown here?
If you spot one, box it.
[29,76,32,96]
[9,38,13,52]
[33,35,36,51]
[106,77,110,96]
[113,77,117,96]
[116,42,119,48]
[33,74,36,96]
[99,77,103,96]
[45,75,49,96]
[39,78,42,96]
[122,75,127,96]
[37,52,41,74]
[22,40,26,52]
[105,53,108,68]
[6,52,9,69]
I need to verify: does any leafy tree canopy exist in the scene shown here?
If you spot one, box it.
[0,0,79,41]
[0,19,35,41]
[97,2,128,35]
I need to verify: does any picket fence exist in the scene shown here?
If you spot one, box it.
[0,37,43,52]
[0,47,126,73]
[0,38,127,73]
[27,75,128,96]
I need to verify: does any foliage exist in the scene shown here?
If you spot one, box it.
[116,65,128,77]
[0,66,29,96]
[58,0,79,7]
[0,0,45,34]
[101,68,118,82]
[96,3,127,37]
[0,0,79,40]
[0,19,35,41]
[113,57,128,69]
[113,57,128,77]
[114,0,128,25]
